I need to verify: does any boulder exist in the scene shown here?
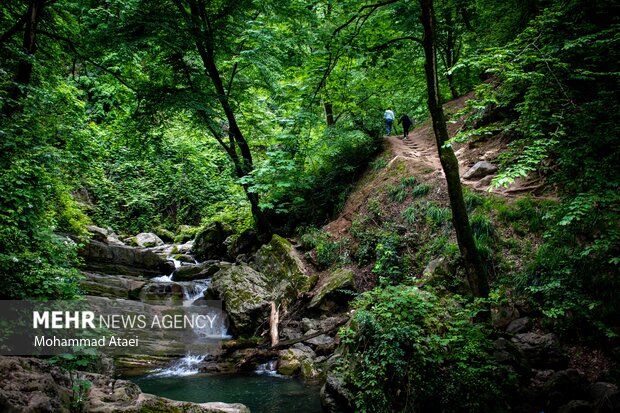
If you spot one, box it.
[277,345,316,377]
[506,317,533,334]
[135,232,164,248]
[79,272,146,299]
[511,332,568,369]
[0,356,249,413]
[543,369,589,409]
[254,234,312,300]
[320,375,355,413]
[192,221,233,261]
[309,268,355,309]
[492,303,520,330]
[207,264,271,336]
[86,225,109,242]
[139,282,185,304]
[174,261,221,281]
[463,161,498,180]
[422,257,449,279]
[227,229,260,259]
[79,239,175,277]
[492,338,531,376]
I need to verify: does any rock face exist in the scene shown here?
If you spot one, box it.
[134,232,164,248]
[79,272,146,299]
[207,264,271,336]
[320,375,355,413]
[463,160,498,180]
[192,221,233,262]
[0,356,249,413]
[254,234,312,300]
[511,332,568,369]
[174,261,222,281]
[79,239,174,277]
[207,235,312,336]
[309,268,355,310]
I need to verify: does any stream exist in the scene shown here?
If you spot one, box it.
[131,255,322,413]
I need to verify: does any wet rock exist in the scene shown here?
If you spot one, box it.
[506,317,533,334]
[174,261,221,281]
[79,272,146,299]
[135,232,164,248]
[511,332,567,369]
[0,356,250,413]
[192,221,233,261]
[321,375,355,413]
[154,227,175,243]
[79,239,175,277]
[463,160,498,180]
[139,282,185,303]
[174,253,195,264]
[309,268,355,310]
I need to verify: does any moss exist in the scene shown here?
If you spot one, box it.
[309,268,355,308]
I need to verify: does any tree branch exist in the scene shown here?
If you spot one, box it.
[37,30,138,93]
[370,35,422,51]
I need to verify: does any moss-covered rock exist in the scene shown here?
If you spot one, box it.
[207,264,271,336]
[255,234,312,300]
[173,261,221,281]
[191,221,233,261]
[309,268,356,309]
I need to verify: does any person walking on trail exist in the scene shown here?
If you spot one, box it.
[399,113,413,140]
[384,108,395,135]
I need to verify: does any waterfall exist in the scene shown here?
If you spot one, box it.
[150,255,182,282]
[149,353,206,377]
[255,360,280,376]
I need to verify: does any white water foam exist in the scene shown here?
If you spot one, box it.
[149,353,206,377]
[255,359,281,376]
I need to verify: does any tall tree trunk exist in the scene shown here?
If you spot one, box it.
[186,0,273,239]
[323,101,335,126]
[4,0,44,116]
[418,0,489,299]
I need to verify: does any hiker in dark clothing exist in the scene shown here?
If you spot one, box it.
[399,113,413,139]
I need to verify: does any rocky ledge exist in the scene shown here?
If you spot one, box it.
[0,357,249,413]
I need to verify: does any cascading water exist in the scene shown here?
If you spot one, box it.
[149,353,207,377]
[146,256,230,377]
[255,359,280,376]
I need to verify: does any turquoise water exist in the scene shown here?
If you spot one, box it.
[132,373,323,413]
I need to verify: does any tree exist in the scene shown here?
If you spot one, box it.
[418,0,489,298]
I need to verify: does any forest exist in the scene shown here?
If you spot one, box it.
[0,0,619,412]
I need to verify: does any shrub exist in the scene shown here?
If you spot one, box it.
[339,286,512,412]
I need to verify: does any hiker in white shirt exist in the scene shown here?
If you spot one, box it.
[384,109,395,135]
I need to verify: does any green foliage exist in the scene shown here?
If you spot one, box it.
[401,205,417,226]
[425,201,453,229]
[411,183,432,198]
[372,232,403,285]
[339,286,511,412]
[300,228,349,270]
